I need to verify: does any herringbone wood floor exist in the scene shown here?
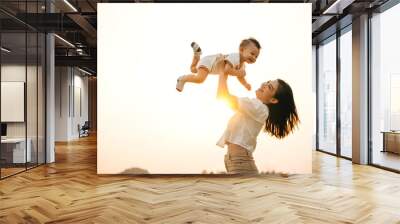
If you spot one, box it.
[1,134,400,223]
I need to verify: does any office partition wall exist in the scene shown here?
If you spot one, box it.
[0,1,46,179]
[0,31,27,177]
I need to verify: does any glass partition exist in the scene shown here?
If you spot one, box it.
[0,31,28,177]
[0,1,46,179]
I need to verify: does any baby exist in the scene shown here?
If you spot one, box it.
[176,38,261,92]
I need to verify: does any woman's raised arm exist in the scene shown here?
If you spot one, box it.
[217,69,239,110]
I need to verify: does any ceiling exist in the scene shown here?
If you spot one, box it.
[0,0,393,75]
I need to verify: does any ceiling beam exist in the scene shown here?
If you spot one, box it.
[67,13,97,46]
[312,15,335,33]
[55,55,96,69]
[322,0,356,14]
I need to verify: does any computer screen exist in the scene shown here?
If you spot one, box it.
[1,123,7,137]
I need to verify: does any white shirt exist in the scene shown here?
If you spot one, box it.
[224,53,241,69]
[217,97,269,153]
[203,53,241,74]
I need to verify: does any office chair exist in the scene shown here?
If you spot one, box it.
[79,121,90,138]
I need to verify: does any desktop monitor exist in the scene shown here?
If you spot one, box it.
[1,123,7,137]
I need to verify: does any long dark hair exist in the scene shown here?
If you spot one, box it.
[264,79,300,139]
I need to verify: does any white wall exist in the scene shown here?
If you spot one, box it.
[55,67,89,141]
[98,3,313,174]
[55,67,69,141]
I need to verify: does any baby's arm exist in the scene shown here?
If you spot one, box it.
[223,62,245,77]
[237,76,251,91]
[223,63,251,90]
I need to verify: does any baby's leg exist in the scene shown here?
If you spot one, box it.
[190,42,202,73]
[183,67,209,83]
[190,54,200,73]
[176,67,209,92]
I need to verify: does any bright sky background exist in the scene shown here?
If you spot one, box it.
[98,3,313,174]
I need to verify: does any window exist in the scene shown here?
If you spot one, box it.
[370,3,400,171]
[318,35,337,154]
[339,27,352,158]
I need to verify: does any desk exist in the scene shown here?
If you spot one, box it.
[1,138,31,163]
[381,131,400,154]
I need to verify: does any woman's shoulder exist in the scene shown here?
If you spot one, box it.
[239,97,268,110]
[237,97,269,122]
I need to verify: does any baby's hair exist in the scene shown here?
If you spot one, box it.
[240,38,261,49]
[264,79,299,139]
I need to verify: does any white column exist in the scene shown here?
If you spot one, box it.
[46,1,55,163]
[352,14,369,164]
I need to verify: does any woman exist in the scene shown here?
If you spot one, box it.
[216,71,300,174]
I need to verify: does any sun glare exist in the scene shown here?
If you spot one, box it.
[214,98,234,119]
